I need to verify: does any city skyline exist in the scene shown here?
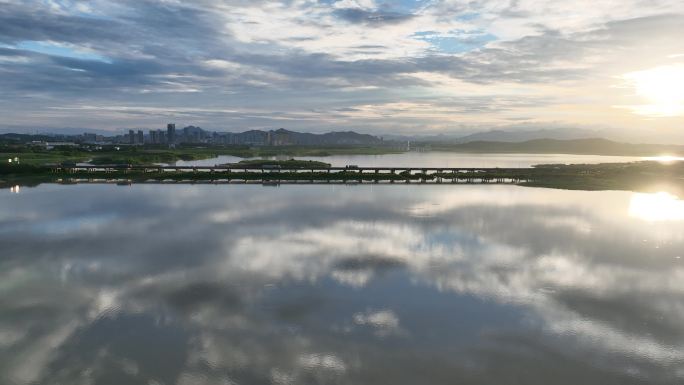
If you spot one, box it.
[1,1,683,140]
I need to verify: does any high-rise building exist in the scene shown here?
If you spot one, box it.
[150,130,158,144]
[129,129,135,144]
[83,133,97,143]
[137,130,144,145]
[167,123,176,144]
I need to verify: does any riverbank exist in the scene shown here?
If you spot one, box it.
[0,145,403,167]
[521,162,684,193]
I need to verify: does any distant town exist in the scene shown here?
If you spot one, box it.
[2,125,389,148]
[3,124,684,158]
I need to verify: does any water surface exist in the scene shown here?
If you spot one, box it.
[1,184,683,384]
[175,152,646,168]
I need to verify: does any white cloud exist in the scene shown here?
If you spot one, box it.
[297,353,347,372]
[2,0,684,135]
[353,309,401,336]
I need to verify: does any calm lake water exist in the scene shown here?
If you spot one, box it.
[2,183,684,384]
[174,152,648,168]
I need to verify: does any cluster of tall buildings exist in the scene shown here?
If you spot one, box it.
[127,123,177,145]
[81,133,104,143]
[113,124,384,146]
[128,129,144,145]
[144,123,176,145]
[14,124,387,148]
[210,129,292,146]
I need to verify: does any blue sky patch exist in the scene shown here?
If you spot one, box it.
[455,12,481,22]
[380,0,433,13]
[413,30,497,54]
[15,41,111,62]
[318,0,432,12]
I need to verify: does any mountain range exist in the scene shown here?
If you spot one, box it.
[4,125,684,151]
[432,138,684,157]
[385,126,684,145]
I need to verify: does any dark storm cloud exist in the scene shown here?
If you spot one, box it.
[0,46,24,57]
[333,8,415,25]
[0,0,587,98]
[0,1,237,94]
[333,255,406,271]
[0,2,120,44]
[0,50,165,93]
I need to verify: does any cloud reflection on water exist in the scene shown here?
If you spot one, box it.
[0,185,683,384]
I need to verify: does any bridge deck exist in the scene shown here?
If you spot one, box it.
[47,165,538,186]
[52,164,535,173]
[53,178,525,186]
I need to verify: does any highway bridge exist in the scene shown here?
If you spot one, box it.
[51,164,536,174]
[48,164,538,185]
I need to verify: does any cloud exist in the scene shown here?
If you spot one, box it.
[0,0,683,134]
[333,8,415,25]
[353,309,402,336]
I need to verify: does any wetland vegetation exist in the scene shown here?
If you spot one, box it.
[0,144,402,167]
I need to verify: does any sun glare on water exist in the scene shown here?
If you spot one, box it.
[643,155,684,164]
[628,192,684,222]
[622,64,684,117]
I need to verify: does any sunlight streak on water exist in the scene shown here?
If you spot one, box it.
[628,192,684,221]
[642,155,684,164]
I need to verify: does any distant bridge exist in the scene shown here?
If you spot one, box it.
[51,164,535,173]
[49,164,540,185]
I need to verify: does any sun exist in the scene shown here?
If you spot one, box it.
[622,64,684,117]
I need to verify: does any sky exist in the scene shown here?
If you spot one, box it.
[0,0,683,139]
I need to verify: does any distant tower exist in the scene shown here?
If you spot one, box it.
[129,129,135,144]
[137,130,144,145]
[150,130,158,144]
[167,123,176,144]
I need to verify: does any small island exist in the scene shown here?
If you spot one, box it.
[225,159,331,169]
